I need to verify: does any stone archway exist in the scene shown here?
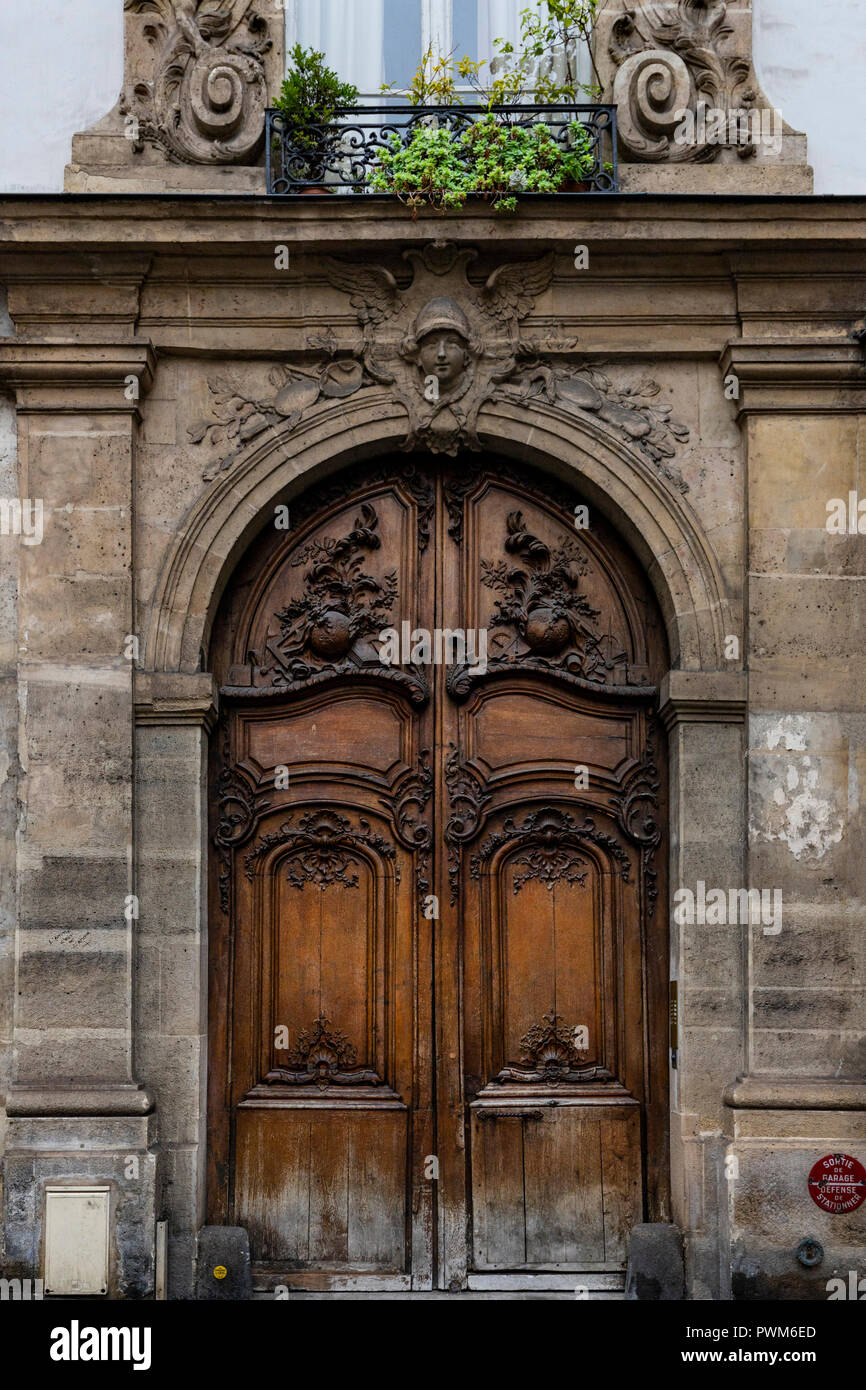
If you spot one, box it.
[136,399,744,1297]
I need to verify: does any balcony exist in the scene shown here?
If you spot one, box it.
[266,103,618,201]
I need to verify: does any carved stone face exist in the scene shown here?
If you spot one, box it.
[417,330,470,391]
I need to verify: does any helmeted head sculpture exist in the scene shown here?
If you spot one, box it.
[402,296,482,396]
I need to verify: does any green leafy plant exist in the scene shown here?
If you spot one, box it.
[490,0,602,105]
[383,2,601,109]
[370,123,474,213]
[272,44,358,180]
[465,115,595,212]
[370,115,596,216]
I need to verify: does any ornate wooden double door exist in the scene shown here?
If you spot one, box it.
[208,454,669,1292]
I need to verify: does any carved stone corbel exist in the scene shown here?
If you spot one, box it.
[66,0,284,191]
[595,0,812,192]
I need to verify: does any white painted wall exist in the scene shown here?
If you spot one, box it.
[0,0,862,194]
[753,0,866,194]
[0,0,122,193]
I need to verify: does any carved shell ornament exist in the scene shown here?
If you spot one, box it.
[610,0,759,163]
[266,1016,381,1090]
[123,0,271,164]
[189,243,689,484]
[496,1010,612,1085]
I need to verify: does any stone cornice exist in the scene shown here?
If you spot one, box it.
[2,196,866,254]
[0,340,157,412]
[720,339,866,414]
[659,670,748,729]
[134,671,219,731]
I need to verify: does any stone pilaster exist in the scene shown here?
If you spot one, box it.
[719,337,866,1298]
[660,670,747,1300]
[134,672,217,1299]
[0,336,158,1295]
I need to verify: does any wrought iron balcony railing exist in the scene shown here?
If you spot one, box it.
[266,103,618,197]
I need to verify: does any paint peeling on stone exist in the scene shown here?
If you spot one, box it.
[752,755,844,860]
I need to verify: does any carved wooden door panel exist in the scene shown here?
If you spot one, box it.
[435,464,669,1292]
[208,457,668,1293]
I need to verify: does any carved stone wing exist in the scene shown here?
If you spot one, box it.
[478,252,556,330]
[321,258,405,328]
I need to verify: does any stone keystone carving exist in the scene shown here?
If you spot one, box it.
[121,0,273,164]
[189,243,690,485]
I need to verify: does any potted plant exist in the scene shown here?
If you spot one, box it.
[372,2,604,215]
[272,45,359,193]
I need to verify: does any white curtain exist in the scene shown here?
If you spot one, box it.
[477,0,593,95]
[291,0,386,94]
[477,0,528,66]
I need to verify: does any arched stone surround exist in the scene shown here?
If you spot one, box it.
[136,395,745,1297]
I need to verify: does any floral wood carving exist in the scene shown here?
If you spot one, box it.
[609,0,758,164]
[382,749,434,904]
[213,738,270,913]
[444,748,493,905]
[511,848,587,895]
[266,1016,381,1089]
[614,741,662,918]
[496,1009,612,1084]
[244,809,400,885]
[448,509,636,701]
[245,502,428,706]
[122,0,271,165]
[471,806,631,882]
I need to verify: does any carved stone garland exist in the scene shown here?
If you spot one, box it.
[189,244,690,489]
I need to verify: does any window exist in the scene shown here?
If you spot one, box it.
[285,0,539,96]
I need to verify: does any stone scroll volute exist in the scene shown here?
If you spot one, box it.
[66,0,284,190]
[595,0,811,190]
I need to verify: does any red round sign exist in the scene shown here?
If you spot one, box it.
[808,1153,866,1214]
